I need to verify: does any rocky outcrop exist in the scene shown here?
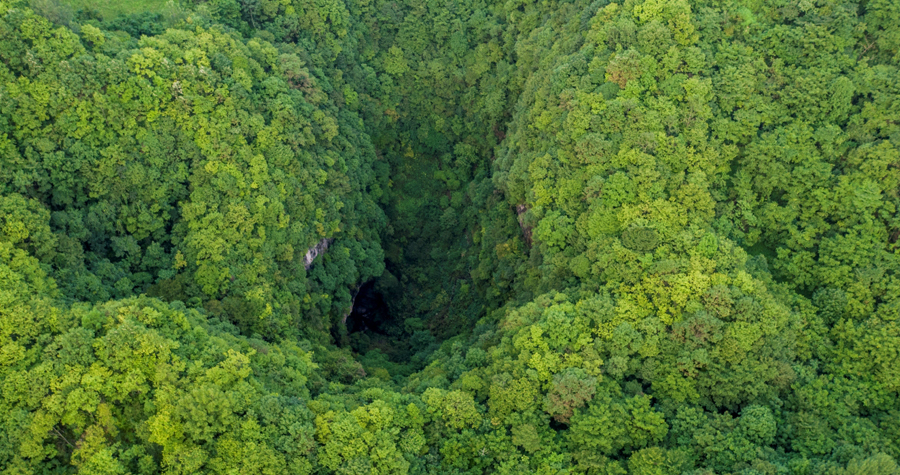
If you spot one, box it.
[341,285,362,326]
[303,238,333,270]
[516,204,532,247]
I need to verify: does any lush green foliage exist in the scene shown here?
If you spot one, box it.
[1,0,900,473]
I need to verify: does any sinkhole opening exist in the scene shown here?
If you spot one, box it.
[341,277,414,361]
[341,271,444,368]
[346,280,392,336]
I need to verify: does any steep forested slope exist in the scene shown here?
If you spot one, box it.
[1,0,900,473]
[0,4,389,342]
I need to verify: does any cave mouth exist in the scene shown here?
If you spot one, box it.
[346,280,393,337]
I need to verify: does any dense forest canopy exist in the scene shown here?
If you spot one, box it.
[1,0,899,473]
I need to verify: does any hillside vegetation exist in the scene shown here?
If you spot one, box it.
[1,0,900,473]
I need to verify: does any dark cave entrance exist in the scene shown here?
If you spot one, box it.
[345,280,393,337]
[342,279,413,359]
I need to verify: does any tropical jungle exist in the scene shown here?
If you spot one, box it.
[1,0,900,473]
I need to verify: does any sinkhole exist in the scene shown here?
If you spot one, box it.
[338,271,443,372]
[338,278,416,361]
[345,280,392,336]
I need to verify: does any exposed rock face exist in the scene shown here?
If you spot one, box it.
[342,285,362,326]
[516,204,532,247]
[303,238,333,270]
